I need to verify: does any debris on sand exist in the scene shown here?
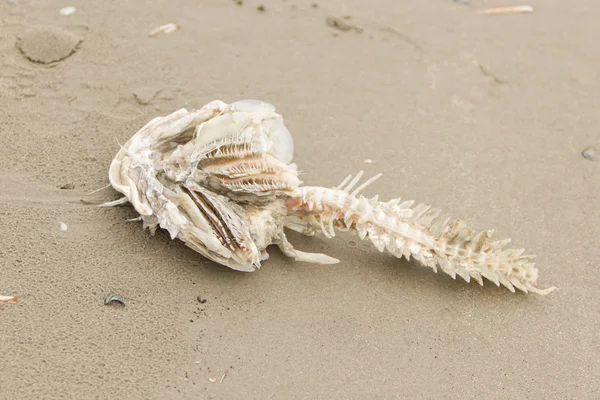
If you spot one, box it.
[60,222,68,231]
[0,295,18,303]
[582,147,595,161]
[220,369,229,383]
[326,15,362,33]
[104,295,125,306]
[148,23,180,37]
[59,6,76,16]
[477,5,534,15]
[17,26,83,64]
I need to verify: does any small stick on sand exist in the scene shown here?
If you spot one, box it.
[219,369,229,383]
[477,5,534,15]
[86,183,112,196]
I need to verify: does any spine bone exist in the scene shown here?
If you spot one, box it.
[286,172,556,295]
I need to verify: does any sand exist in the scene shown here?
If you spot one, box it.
[1,0,598,399]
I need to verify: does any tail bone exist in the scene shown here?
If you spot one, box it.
[286,171,557,295]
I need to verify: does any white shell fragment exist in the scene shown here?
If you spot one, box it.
[104,295,125,306]
[59,6,76,16]
[0,295,18,303]
[582,147,595,161]
[104,99,556,295]
[148,23,180,37]
[60,222,68,231]
[477,6,534,15]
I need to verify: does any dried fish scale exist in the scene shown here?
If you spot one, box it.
[105,99,556,295]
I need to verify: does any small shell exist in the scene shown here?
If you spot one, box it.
[104,295,125,306]
[582,147,595,161]
[0,295,18,303]
[60,222,68,231]
[148,23,180,37]
[59,6,76,16]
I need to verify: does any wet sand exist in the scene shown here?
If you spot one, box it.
[1,0,598,399]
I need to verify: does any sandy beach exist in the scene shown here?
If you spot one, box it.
[1,0,599,399]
